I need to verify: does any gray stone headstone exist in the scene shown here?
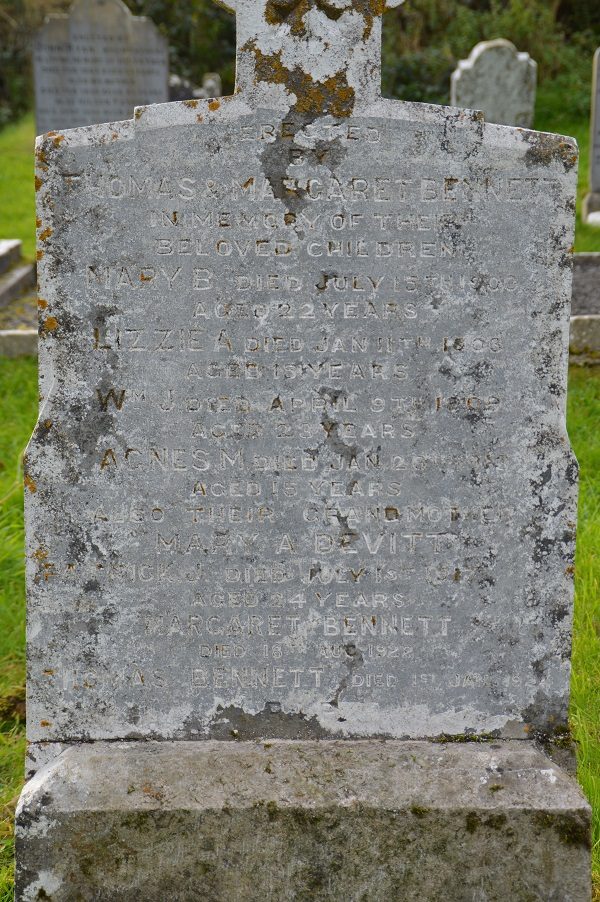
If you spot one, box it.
[451,39,537,128]
[33,0,169,135]
[583,48,600,224]
[17,0,590,896]
[26,12,577,748]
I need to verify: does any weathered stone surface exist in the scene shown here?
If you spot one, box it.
[451,39,537,128]
[18,0,588,896]
[572,254,600,316]
[583,48,600,225]
[33,0,168,135]
[25,0,578,755]
[15,739,592,902]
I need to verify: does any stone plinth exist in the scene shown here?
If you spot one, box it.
[572,254,600,316]
[15,740,591,901]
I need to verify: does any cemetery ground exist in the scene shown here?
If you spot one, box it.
[0,78,600,898]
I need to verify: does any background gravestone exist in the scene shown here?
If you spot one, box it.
[16,0,591,897]
[33,0,169,135]
[451,38,537,128]
[583,47,600,224]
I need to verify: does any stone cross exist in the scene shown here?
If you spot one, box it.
[583,47,600,224]
[229,0,403,113]
[16,1,591,898]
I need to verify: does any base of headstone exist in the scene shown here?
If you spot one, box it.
[570,315,600,364]
[572,254,600,316]
[583,192,600,226]
[15,739,591,901]
[0,329,37,358]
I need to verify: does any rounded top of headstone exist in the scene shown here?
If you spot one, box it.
[457,38,536,71]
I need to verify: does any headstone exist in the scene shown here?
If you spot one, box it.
[583,48,600,224]
[451,39,537,128]
[17,0,590,897]
[33,0,169,135]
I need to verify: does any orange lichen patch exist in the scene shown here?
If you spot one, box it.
[42,315,58,333]
[39,227,53,242]
[134,107,145,120]
[249,44,355,117]
[52,134,65,147]
[32,546,56,582]
[36,250,45,261]
[43,670,55,676]
[140,272,153,282]
[35,176,43,191]
[36,146,48,166]
[196,114,204,123]
[565,564,575,576]
[43,419,52,430]
[40,720,52,728]
[38,298,48,310]
[208,99,221,111]
[184,99,199,109]
[142,783,166,802]
[100,448,117,470]
[24,473,37,494]
[36,217,42,229]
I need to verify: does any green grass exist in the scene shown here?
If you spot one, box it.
[0,357,37,900]
[569,367,600,894]
[0,114,36,262]
[0,361,598,895]
[536,85,600,254]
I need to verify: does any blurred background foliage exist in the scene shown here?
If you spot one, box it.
[0,0,599,126]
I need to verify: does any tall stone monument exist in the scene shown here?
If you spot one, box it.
[34,0,169,135]
[451,38,537,128]
[17,0,591,897]
[583,48,600,225]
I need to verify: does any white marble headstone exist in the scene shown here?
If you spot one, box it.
[34,0,169,135]
[451,39,537,129]
[27,0,577,763]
